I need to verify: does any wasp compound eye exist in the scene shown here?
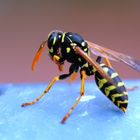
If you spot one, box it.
[47,31,63,49]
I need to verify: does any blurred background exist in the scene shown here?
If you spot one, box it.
[0,0,140,83]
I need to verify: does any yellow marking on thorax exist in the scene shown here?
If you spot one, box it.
[81,63,88,68]
[49,47,53,53]
[70,43,77,47]
[84,48,88,52]
[66,47,71,53]
[53,36,57,45]
[61,33,66,43]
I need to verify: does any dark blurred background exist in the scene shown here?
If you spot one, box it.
[0,0,140,83]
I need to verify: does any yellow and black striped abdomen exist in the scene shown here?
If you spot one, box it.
[94,64,128,112]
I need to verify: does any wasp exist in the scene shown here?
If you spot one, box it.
[21,30,140,123]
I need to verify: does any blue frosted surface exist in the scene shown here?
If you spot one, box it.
[0,80,140,140]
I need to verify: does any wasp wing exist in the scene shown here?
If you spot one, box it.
[87,40,140,72]
[74,47,116,86]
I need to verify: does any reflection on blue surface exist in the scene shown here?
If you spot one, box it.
[0,80,140,140]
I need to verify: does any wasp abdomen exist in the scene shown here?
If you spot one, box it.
[95,64,128,112]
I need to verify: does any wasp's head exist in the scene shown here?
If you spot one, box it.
[31,30,64,71]
[47,30,63,63]
[47,30,64,71]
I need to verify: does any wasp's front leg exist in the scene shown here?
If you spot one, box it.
[21,76,59,107]
[21,64,79,107]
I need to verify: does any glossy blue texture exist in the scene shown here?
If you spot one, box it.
[0,80,140,140]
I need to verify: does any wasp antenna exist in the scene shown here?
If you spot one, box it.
[31,40,47,71]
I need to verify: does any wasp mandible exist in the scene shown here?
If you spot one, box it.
[21,30,140,123]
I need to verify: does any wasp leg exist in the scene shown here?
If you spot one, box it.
[68,64,79,82]
[21,65,78,107]
[68,72,78,82]
[126,86,139,91]
[80,71,86,95]
[21,76,59,107]
[104,57,112,68]
[61,71,86,124]
[96,56,112,68]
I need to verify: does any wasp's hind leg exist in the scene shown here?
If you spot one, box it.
[104,57,112,68]
[96,56,112,68]
[61,70,86,124]
[127,86,139,91]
